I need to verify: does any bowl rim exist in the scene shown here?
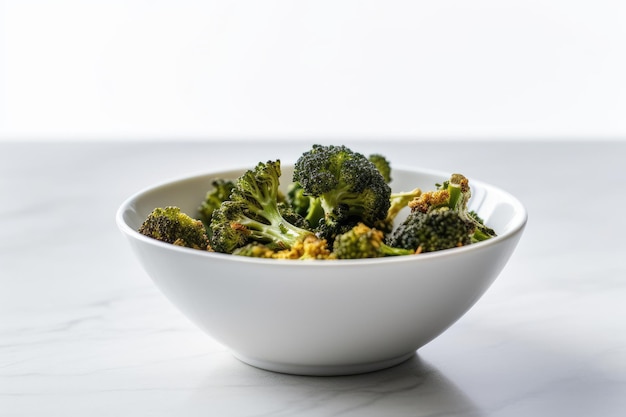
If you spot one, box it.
[116,164,528,267]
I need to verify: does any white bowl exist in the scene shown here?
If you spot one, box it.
[117,165,527,376]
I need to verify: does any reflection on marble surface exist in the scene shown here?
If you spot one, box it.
[189,355,482,417]
[1,140,625,416]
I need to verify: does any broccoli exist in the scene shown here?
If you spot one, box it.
[231,242,276,258]
[409,173,496,242]
[333,223,415,259]
[286,182,325,228]
[388,173,497,253]
[286,182,309,217]
[209,160,321,254]
[138,147,498,260]
[368,153,392,183]
[234,235,334,260]
[387,209,472,253]
[138,206,211,250]
[198,178,236,227]
[293,144,392,241]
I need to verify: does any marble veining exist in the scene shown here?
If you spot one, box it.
[1,140,625,416]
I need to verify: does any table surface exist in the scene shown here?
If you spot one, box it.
[1,140,625,417]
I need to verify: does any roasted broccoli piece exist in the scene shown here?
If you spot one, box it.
[138,206,211,250]
[368,153,392,183]
[293,144,392,241]
[198,178,235,227]
[387,173,496,253]
[286,182,309,217]
[231,242,276,258]
[286,182,325,228]
[387,209,472,253]
[234,235,334,260]
[333,223,415,259]
[209,160,321,254]
[409,173,496,242]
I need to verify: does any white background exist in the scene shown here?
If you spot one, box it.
[1,0,625,141]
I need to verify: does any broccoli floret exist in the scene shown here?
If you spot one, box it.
[368,153,392,183]
[387,209,472,253]
[287,234,334,260]
[138,206,211,250]
[198,178,236,227]
[410,173,496,242]
[333,223,415,259]
[286,182,309,217]
[232,242,276,258]
[293,144,392,241]
[286,182,325,228]
[314,220,357,246]
[388,173,497,253]
[234,235,333,260]
[209,160,320,254]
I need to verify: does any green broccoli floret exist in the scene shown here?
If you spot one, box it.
[387,173,497,253]
[286,182,325,228]
[293,144,392,241]
[368,153,392,183]
[138,206,211,250]
[387,209,472,253]
[232,242,276,258]
[410,173,496,242]
[198,178,236,227]
[286,182,309,217]
[234,235,334,260]
[209,160,319,254]
[333,223,415,259]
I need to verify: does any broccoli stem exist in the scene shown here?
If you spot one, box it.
[240,203,313,249]
[380,244,415,257]
[447,183,463,210]
[304,197,325,227]
[320,186,372,222]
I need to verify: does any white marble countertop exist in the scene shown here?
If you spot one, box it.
[1,140,625,416]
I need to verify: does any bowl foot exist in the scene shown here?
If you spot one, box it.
[232,351,416,376]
